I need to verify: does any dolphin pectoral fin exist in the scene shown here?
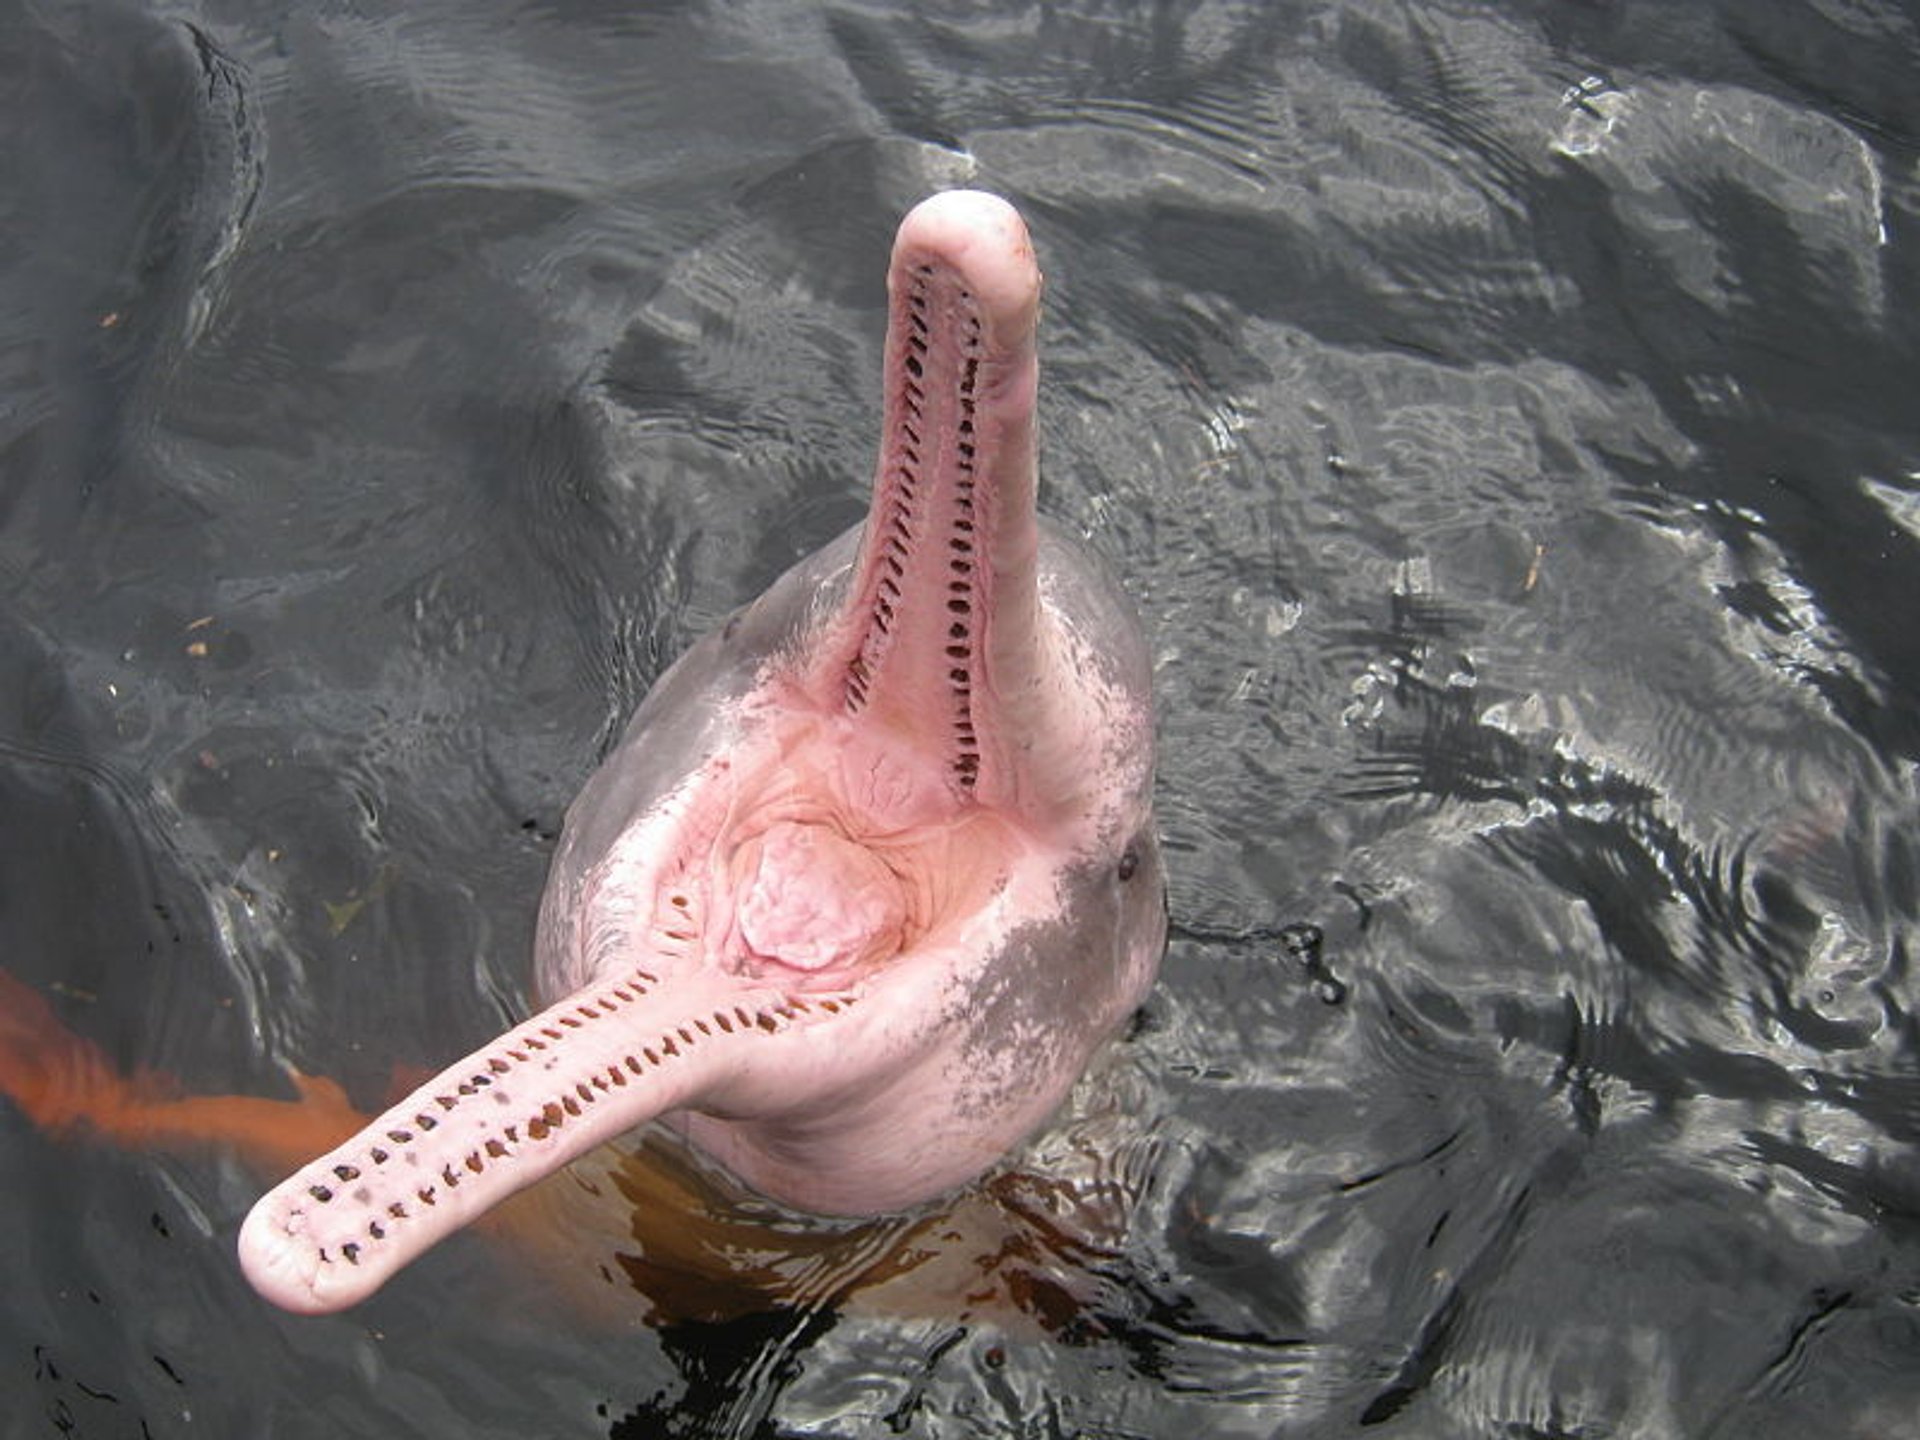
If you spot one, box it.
[236,965,828,1314]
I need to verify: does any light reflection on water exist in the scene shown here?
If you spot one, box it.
[2,1,1917,1436]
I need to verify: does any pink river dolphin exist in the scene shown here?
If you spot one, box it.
[221,190,1166,1313]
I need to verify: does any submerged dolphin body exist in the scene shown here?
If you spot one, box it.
[234,190,1164,1314]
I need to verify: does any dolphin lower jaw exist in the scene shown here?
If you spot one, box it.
[234,738,1020,1313]
[236,967,849,1314]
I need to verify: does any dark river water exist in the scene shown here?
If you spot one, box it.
[4,1,1919,1436]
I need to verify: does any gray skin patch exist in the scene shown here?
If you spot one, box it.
[949,824,1163,1122]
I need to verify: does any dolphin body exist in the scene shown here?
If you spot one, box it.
[238,190,1166,1315]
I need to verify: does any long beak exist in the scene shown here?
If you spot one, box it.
[237,966,839,1313]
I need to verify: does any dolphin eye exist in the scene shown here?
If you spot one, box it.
[1117,848,1139,882]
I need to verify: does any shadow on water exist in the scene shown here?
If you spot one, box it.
[3,0,1919,1436]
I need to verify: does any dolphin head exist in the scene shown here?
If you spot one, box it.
[238,191,1164,1314]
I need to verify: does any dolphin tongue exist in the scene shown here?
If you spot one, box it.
[237,967,806,1314]
[733,820,907,971]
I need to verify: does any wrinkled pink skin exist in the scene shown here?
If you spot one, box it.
[238,191,1166,1315]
